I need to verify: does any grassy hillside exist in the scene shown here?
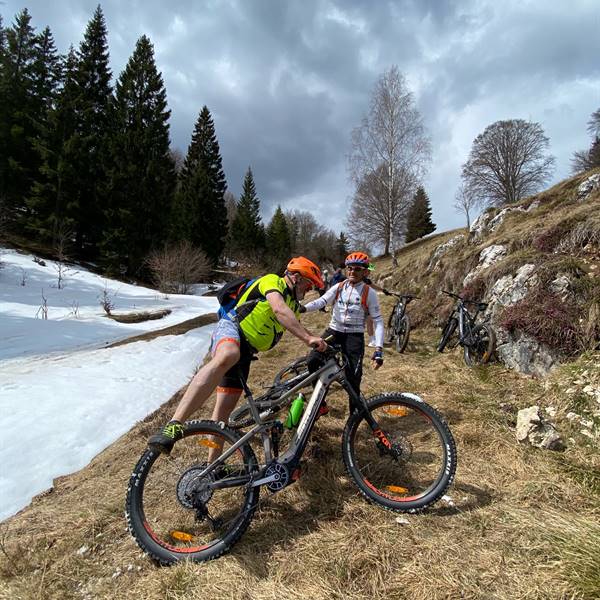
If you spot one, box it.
[1,171,599,599]
[1,321,598,599]
[375,168,600,356]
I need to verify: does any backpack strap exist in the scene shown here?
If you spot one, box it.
[360,284,370,313]
[334,281,346,303]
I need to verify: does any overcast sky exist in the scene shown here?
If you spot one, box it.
[3,0,599,237]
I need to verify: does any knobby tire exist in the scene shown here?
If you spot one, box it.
[126,420,260,565]
[342,393,457,513]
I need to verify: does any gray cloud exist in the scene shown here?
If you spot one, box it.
[3,0,599,238]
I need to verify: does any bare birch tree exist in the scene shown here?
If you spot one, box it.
[461,119,555,207]
[347,66,431,255]
[453,183,478,229]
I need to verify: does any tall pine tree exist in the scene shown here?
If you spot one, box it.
[405,186,436,243]
[266,205,291,267]
[27,47,79,243]
[0,9,39,227]
[69,5,113,255]
[25,27,65,241]
[101,35,175,274]
[230,166,265,255]
[171,106,227,263]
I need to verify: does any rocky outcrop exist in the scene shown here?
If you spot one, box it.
[516,405,563,450]
[469,206,526,243]
[485,264,560,376]
[427,234,465,271]
[576,173,600,202]
[469,210,495,243]
[498,330,561,376]
[463,244,507,286]
[487,207,526,233]
[487,264,538,306]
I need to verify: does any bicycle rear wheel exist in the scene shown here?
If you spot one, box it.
[126,420,259,565]
[384,306,398,344]
[342,393,456,513]
[273,355,309,385]
[463,323,496,366]
[395,314,411,353]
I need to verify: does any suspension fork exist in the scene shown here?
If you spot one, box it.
[344,382,392,449]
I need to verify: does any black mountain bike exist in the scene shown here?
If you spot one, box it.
[126,342,457,565]
[437,290,496,366]
[384,293,420,353]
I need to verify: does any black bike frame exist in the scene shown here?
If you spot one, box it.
[196,353,381,492]
[447,295,486,346]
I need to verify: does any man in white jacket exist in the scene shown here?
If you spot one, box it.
[302,251,384,411]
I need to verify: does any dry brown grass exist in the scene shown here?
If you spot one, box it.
[1,304,598,599]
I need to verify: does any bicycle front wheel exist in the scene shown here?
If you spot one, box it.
[437,317,457,353]
[342,393,456,513]
[395,314,411,353]
[126,420,260,565]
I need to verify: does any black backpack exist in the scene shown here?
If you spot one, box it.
[216,277,257,318]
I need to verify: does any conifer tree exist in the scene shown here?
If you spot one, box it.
[25,28,65,240]
[171,106,227,263]
[0,10,39,226]
[101,35,175,274]
[405,186,436,243]
[27,47,79,243]
[230,166,265,255]
[335,231,349,264]
[69,5,113,254]
[266,205,291,266]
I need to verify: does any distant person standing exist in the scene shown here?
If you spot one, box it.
[330,267,346,286]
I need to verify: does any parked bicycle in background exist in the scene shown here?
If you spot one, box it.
[384,293,420,353]
[437,290,496,366]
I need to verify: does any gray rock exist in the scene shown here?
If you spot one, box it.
[549,273,573,301]
[469,209,495,243]
[497,329,560,377]
[576,173,600,202]
[487,264,538,307]
[427,234,465,271]
[516,405,563,450]
[485,263,560,376]
[463,244,507,286]
[487,207,526,233]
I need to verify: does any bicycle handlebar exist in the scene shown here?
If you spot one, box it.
[388,291,421,301]
[442,290,488,310]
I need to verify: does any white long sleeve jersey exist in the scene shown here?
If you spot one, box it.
[304,280,385,347]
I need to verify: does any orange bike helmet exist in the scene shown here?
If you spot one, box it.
[286,256,324,289]
[345,251,370,267]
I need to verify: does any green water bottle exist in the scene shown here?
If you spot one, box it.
[284,393,305,429]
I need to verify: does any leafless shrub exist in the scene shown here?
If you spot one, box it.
[53,225,72,290]
[99,284,115,315]
[19,268,27,286]
[146,241,212,294]
[555,221,600,254]
[36,290,48,319]
[68,301,80,319]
